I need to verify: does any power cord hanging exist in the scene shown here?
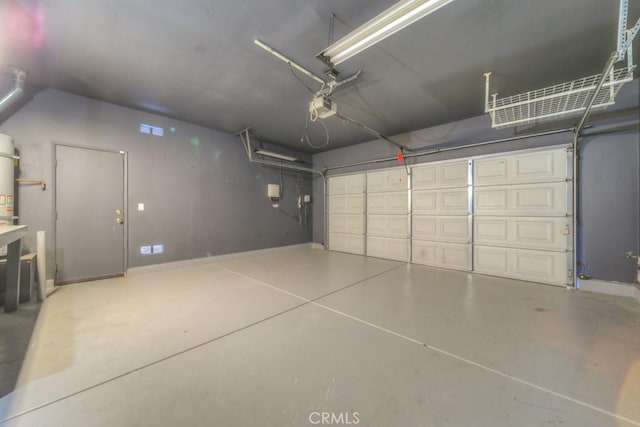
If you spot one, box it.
[301,111,330,149]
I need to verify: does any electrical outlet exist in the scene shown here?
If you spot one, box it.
[152,244,164,254]
[140,246,152,255]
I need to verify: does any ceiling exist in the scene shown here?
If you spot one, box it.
[1,0,638,152]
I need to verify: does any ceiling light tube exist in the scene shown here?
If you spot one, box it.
[318,0,454,66]
[254,149,299,162]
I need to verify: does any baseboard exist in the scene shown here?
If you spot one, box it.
[310,243,325,250]
[578,278,640,302]
[127,243,314,275]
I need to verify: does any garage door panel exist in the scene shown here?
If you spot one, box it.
[412,240,437,264]
[412,166,437,188]
[440,218,470,242]
[441,245,470,270]
[475,189,507,211]
[328,174,365,194]
[367,215,409,238]
[413,191,437,213]
[474,246,509,272]
[413,216,468,243]
[329,233,365,255]
[367,168,408,192]
[413,189,469,215]
[474,149,568,186]
[329,194,365,214]
[368,192,408,214]
[329,214,365,235]
[413,216,437,239]
[412,240,470,271]
[412,160,469,189]
[513,184,567,215]
[367,237,409,261]
[441,162,469,187]
[474,183,568,216]
[475,218,508,241]
[474,246,569,286]
[475,217,569,251]
[441,190,469,212]
[475,159,507,184]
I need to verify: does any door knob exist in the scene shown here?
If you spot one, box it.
[116,218,124,224]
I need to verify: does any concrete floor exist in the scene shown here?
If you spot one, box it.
[0,246,639,426]
[0,301,39,399]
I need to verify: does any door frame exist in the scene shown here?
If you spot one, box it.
[52,142,129,284]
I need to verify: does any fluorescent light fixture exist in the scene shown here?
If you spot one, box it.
[254,149,299,162]
[318,0,454,66]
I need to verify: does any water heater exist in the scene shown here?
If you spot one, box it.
[0,133,15,226]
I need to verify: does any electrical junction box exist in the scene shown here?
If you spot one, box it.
[267,184,280,198]
[309,95,337,119]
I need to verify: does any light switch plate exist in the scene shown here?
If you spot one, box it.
[138,203,145,211]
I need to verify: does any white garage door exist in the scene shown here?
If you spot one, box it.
[366,168,409,262]
[325,146,573,287]
[473,148,572,286]
[327,173,365,255]
[411,159,471,271]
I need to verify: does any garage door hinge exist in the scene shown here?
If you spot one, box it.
[562,228,571,235]
[566,146,574,153]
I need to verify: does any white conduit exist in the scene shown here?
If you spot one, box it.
[36,230,47,301]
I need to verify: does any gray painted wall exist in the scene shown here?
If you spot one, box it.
[0,89,313,279]
[313,80,639,285]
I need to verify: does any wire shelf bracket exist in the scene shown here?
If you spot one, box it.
[484,0,639,129]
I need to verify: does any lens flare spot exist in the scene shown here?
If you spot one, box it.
[5,3,45,49]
